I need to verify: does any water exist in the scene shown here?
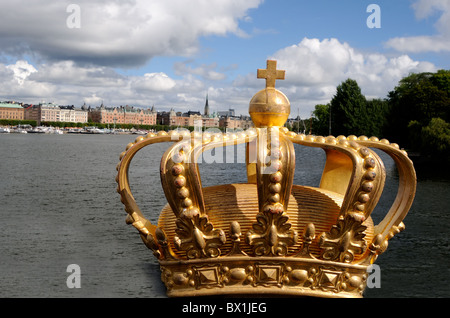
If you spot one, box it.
[0,133,449,298]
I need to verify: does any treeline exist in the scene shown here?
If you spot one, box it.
[310,70,450,161]
[0,119,37,127]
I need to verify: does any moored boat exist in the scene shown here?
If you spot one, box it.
[28,127,46,134]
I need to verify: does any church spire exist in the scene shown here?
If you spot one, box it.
[204,93,210,117]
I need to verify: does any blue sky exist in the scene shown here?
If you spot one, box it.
[145,0,444,77]
[0,0,448,118]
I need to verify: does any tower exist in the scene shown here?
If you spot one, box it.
[204,93,210,117]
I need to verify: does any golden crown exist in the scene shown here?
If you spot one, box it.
[116,60,417,298]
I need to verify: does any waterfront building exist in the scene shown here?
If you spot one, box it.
[157,108,219,128]
[219,115,253,130]
[202,116,220,129]
[88,104,157,126]
[157,109,220,128]
[157,108,178,126]
[81,94,251,130]
[155,95,254,130]
[40,103,60,122]
[59,106,88,123]
[24,103,88,125]
[0,102,25,121]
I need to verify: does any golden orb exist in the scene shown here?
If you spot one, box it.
[249,88,290,127]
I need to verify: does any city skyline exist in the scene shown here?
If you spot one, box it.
[0,0,448,118]
[0,94,231,118]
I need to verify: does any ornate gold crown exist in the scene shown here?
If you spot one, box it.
[116,60,417,298]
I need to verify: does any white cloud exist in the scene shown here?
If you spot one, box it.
[0,60,203,109]
[131,73,176,92]
[267,38,437,116]
[29,61,126,87]
[386,36,450,53]
[386,0,450,53]
[174,61,227,81]
[0,0,262,67]
[6,60,37,85]
[0,61,55,99]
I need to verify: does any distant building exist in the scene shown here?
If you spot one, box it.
[157,108,178,126]
[24,104,41,123]
[60,106,88,123]
[202,116,220,129]
[157,109,219,128]
[219,115,253,130]
[1,97,254,131]
[0,102,25,121]
[24,103,88,125]
[217,109,235,117]
[156,94,251,130]
[88,104,157,126]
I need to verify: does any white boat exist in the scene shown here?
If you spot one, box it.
[28,127,46,134]
[132,130,147,135]
[90,128,105,134]
[0,127,10,133]
[50,128,64,134]
[14,124,32,133]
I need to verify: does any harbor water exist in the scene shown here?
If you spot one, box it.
[0,133,449,298]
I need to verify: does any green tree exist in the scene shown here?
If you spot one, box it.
[386,70,450,148]
[430,69,450,97]
[421,118,450,158]
[311,80,388,138]
[365,98,389,138]
[330,79,368,136]
[311,104,330,136]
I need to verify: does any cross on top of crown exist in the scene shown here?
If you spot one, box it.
[257,60,285,89]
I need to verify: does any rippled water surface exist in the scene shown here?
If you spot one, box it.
[0,133,448,298]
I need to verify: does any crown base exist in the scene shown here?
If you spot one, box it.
[160,256,368,298]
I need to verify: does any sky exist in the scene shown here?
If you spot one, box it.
[0,0,448,118]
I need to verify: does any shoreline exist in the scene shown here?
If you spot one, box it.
[0,125,149,135]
